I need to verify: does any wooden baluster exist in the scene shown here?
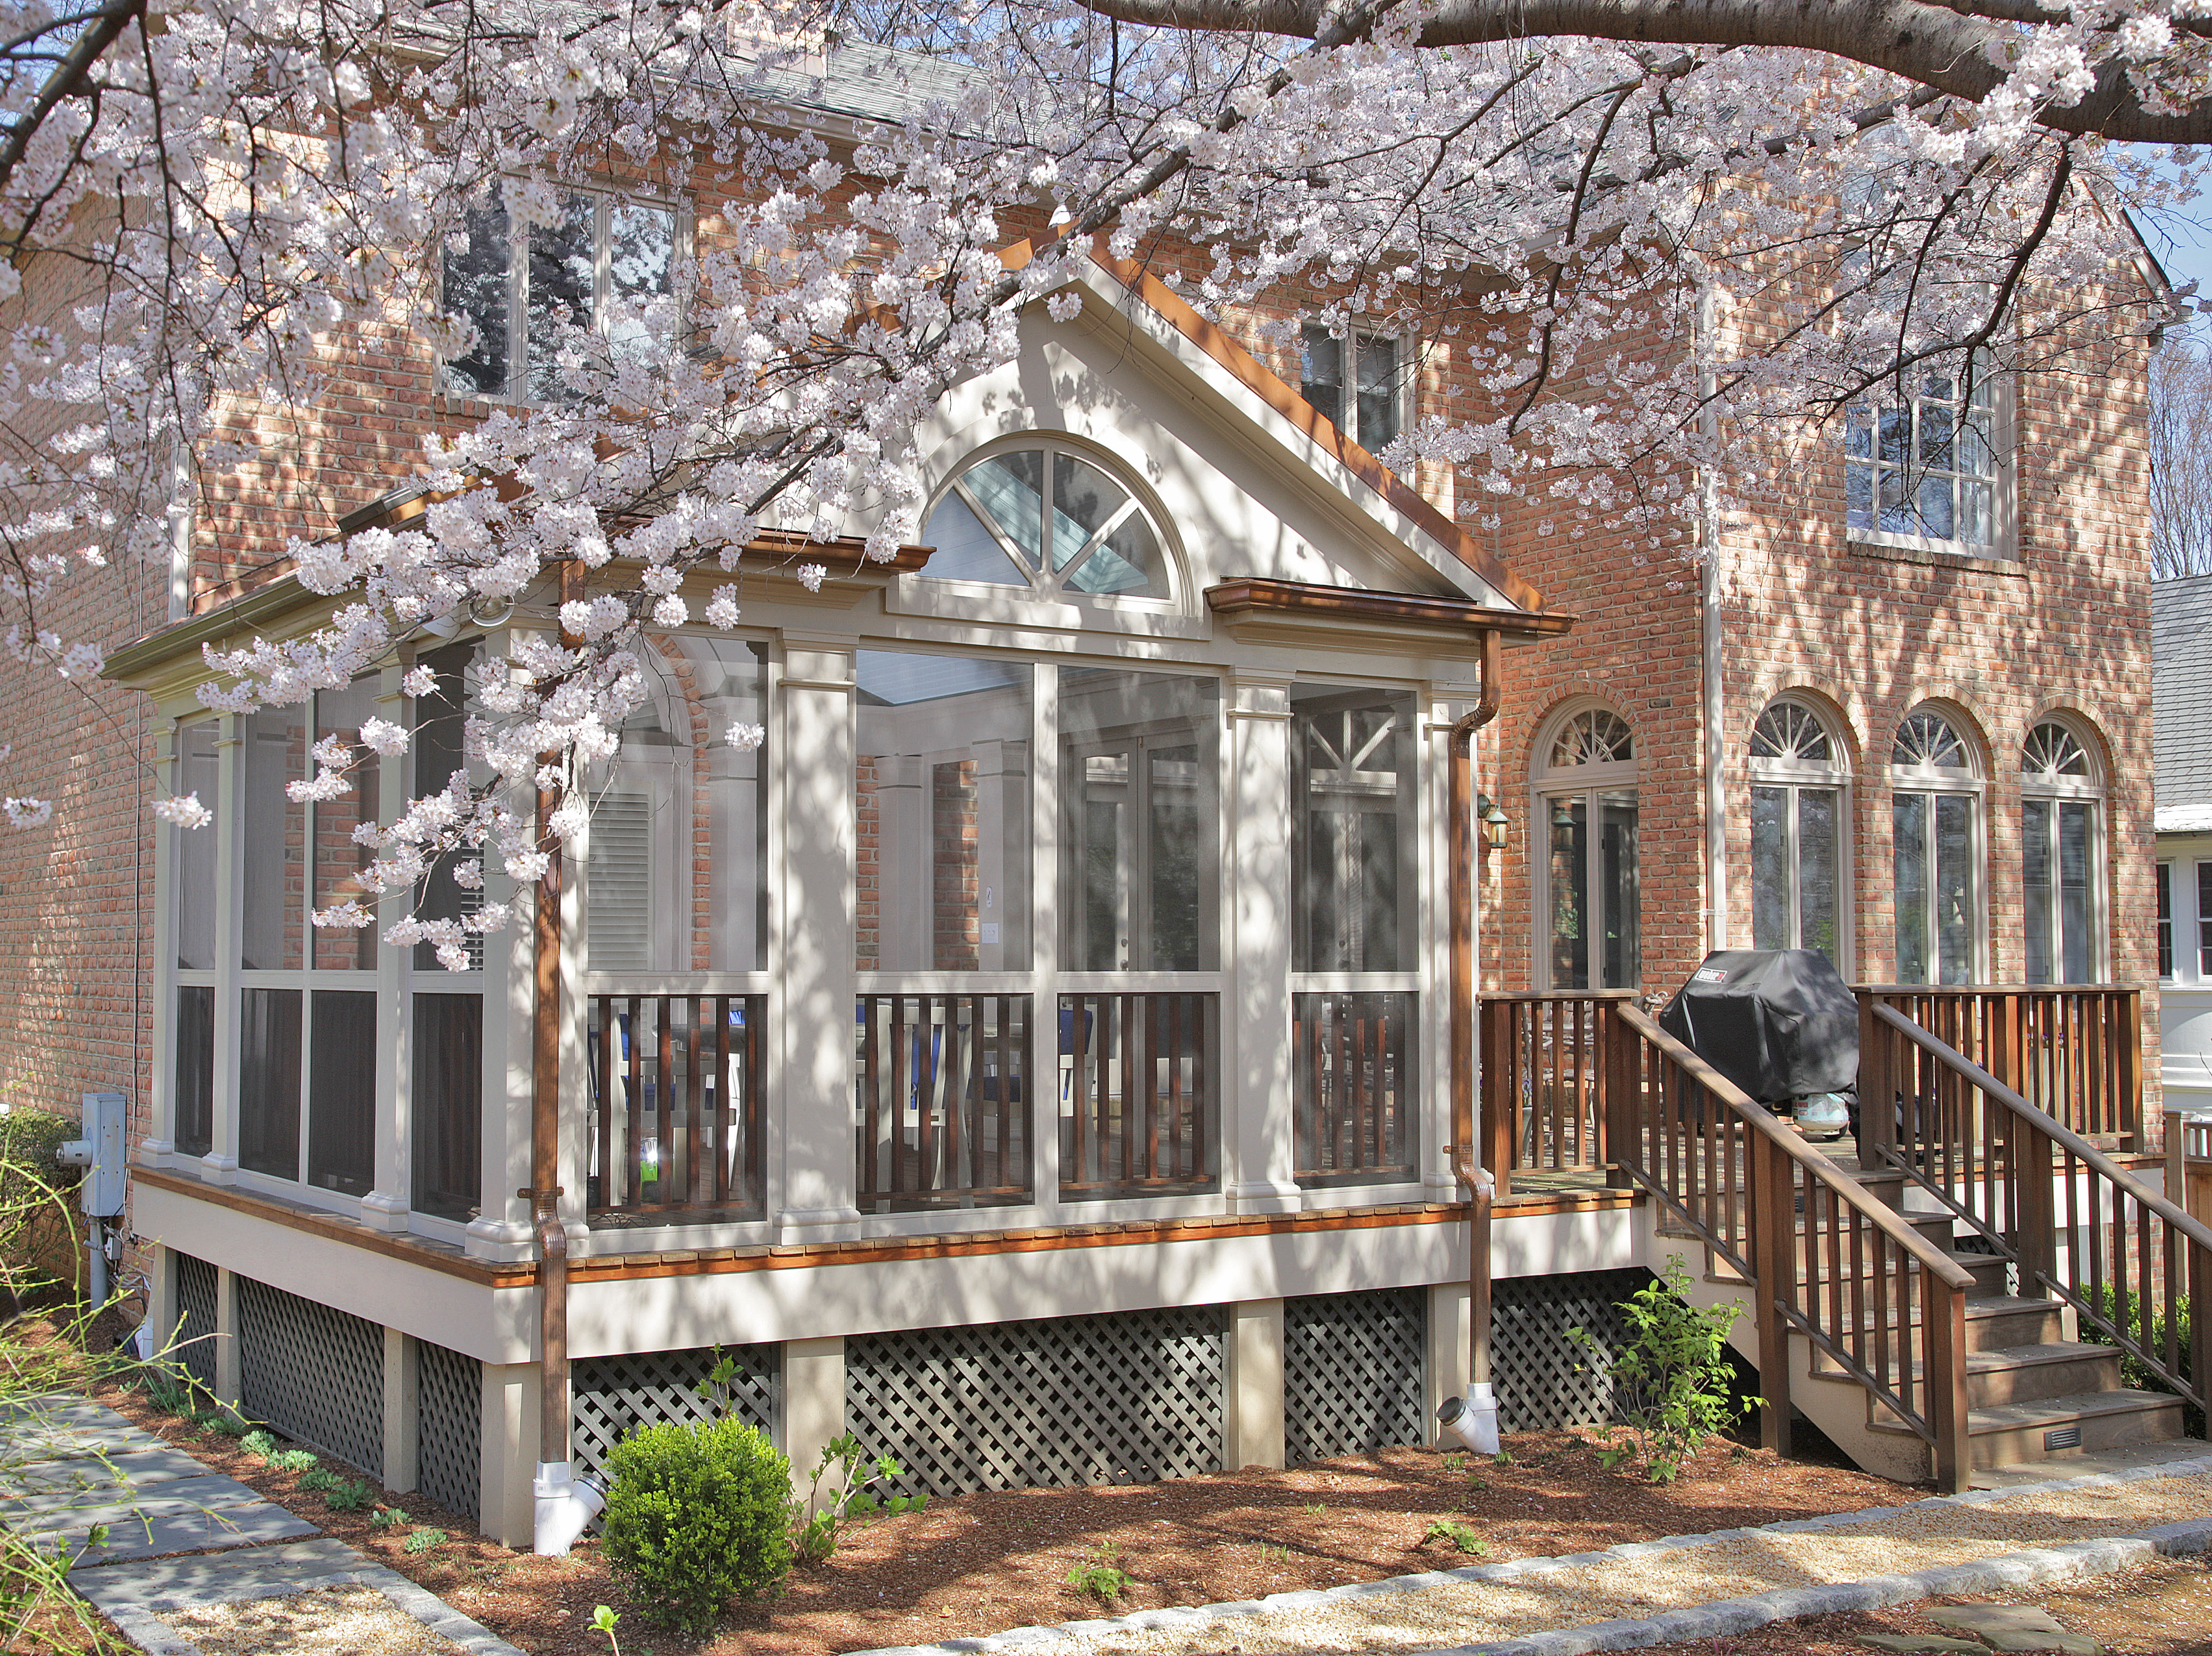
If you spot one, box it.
[625,996,643,1212]
[712,997,730,1206]
[2118,991,2143,1152]
[2191,1236,2212,1418]
[595,998,613,1210]
[1144,995,1162,1180]
[891,995,912,1199]
[1170,995,1187,1181]
[1751,1131,1793,1455]
[683,995,703,1209]
[1483,999,1513,1196]
[861,996,881,1203]
[1070,996,1089,1191]
[1192,996,1210,1180]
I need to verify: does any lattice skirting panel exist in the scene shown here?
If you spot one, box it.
[171,1251,219,1395]
[570,1344,779,1487]
[1284,1288,1427,1463]
[415,1339,482,1522]
[846,1308,1226,1499]
[1490,1267,1656,1433]
[235,1275,384,1475]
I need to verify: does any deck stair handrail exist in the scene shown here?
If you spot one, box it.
[1609,1002,1979,1489]
[1862,1000,2212,1412]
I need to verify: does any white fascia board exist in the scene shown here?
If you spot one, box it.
[1056,258,1513,609]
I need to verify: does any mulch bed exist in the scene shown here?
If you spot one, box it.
[83,1362,1916,1656]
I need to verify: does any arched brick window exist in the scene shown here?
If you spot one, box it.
[1532,706,1639,991]
[2019,718,2106,985]
[1890,706,1984,984]
[1748,698,1852,970]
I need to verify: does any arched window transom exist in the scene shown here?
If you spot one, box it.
[920,442,1173,602]
[1751,702,1834,765]
[1892,709,1973,773]
[1546,708,1634,772]
[2021,721,2095,786]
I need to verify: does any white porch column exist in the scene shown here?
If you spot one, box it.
[363,663,412,1231]
[479,1359,539,1548]
[382,1327,419,1493]
[213,1265,241,1407]
[777,638,861,1243]
[781,1336,846,1502]
[1422,690,1475,1200]
[1225,673,1299,1213]
[143,722,178,1160]
[1225,1298,1286,1469]
[203,714,244,1182]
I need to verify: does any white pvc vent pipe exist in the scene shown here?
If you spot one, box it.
[533,1462,606,1556]
[1435,1382,1500,1456]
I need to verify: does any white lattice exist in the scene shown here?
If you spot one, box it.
[173,1252,219,1395]
[846,1309,1225,1499]
[1285,1289,1426,1463]
[416,1340,481,1521]
[570,1344,777,1486]
[1490,1268,1653,1433]
[236,1275,384,1475]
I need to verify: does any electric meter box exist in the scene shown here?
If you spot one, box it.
[58,1091,128,1217]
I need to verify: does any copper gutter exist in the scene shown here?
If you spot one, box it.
[1447,628,1502,1393]
[534,562,586,1474]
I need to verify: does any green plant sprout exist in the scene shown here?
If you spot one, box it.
[1422,1519,1488,1556]
[403,1528,447,1555]
[791,1432,928,1567]
[1065,1543,1131,1602]
[590,1604,623,1654]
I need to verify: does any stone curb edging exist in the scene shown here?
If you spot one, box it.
[846,1455,2212,1656]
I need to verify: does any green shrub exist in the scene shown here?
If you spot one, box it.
[402,1527,447,1555]
[790,1432,927,1567]
[1065,1543,1130,1602]
[265,1448,317,1473]
[238,1429,278,1458]
[1571,1255,1760,1482]
[299,1467,339,1493]
[324,1478,371,1512]
[601,1417,792,1634]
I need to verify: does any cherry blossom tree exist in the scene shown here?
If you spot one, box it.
[0,0,2200,958]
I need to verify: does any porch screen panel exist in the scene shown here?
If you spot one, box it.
[313,678,380,970]
[1058,668,1219,972]
[411,641,484,972]
[1291,686,1415,973]
[174,985,214,1158]
[238,987,301,1178]
[854,651,1032,973]
[413,994,483,1222]
[240,705,306,971]
[307,990,376,1195]
[174,721,218,971]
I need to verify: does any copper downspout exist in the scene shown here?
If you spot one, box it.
[1447,629,1502,1393]
[533,561,586,1473]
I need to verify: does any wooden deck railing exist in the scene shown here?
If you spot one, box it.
[1293,991,1417,1186]
[1856,985,2143,1148]
[856,994,1033,1213]
[587,994,765,1223]
[1866,1003,2211,1416]
[1059,992,1216,1198]
[1608,1002,1979,1491]
[1477,991,1631,1197]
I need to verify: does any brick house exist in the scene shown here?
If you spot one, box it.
[6,44,2196,1543]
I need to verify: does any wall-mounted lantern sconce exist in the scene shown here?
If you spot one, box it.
[1476,794,1510,851]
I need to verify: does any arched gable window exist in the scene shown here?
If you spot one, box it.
[1533,706,1639,991]
[1890,705,1983,984]
[919,441,1174,602]
[2020,718,2106,985]
[1748,699,1851,968]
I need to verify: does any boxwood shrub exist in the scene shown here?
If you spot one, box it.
[601,1416,792,1633]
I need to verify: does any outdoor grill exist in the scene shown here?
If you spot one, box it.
[1656,949,1859,1134]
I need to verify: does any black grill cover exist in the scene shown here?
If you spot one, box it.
[1656,949,1858,1104]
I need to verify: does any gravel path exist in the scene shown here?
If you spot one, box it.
[852,1459,2212,1656]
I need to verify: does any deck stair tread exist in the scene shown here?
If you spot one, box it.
[1863,1387,2186,1441]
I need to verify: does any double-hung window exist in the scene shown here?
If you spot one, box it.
[1844,357,2012,556]
[1749,700,1851,969]
[1300,324,1407,452]
[443,189,681,401]
[2019,719,2105,985]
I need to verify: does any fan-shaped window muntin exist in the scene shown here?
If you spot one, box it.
[920,442,1173,602]
[1533,704,1640,991]
[1748,699,1850,967]
[2019,718,2105,985]
[1889,706,1982,985]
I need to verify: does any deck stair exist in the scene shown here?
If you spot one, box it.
[1581,994,2210,1491]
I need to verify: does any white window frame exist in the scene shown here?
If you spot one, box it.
[441,184,692,406]
[1298,322,1413,452]
[1747,697,1855,974]
[2158,860,2174,983]
[2018,717,2108,985]
[1888,705,1987,984]
[1531,704,1641,992]
[1843,361,2017,560]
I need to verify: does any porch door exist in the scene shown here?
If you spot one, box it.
[1065,734,1218,973]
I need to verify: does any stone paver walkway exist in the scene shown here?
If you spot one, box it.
[851,1453,2212,1656]
[0,1393,525,1656]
